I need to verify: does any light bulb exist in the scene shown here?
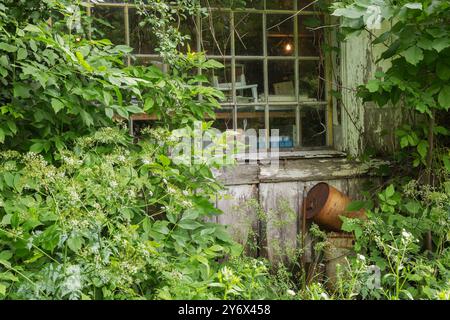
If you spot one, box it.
[285,43,293,52]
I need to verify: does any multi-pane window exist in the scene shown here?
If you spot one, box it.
[88,0,331,150]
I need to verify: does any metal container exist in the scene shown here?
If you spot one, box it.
[324,232,355,290]
[305,182,366,231]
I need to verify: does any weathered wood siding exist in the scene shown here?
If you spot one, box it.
[339,23,407,157]
[213,158,382,264]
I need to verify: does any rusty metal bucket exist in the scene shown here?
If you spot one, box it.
[305,182,366,231]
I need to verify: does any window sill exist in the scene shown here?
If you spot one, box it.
[234,148,346,163]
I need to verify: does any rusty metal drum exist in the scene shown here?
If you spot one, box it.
[305,182,366,231]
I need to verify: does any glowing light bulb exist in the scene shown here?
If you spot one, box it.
[285,43,293,52]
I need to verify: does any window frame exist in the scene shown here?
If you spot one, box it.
[85,0,334,151]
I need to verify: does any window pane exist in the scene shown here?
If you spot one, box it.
[212,107,234,132]
[267,14,294,56]
[206,60,264,103]
[129,8,157,54]
[235,60,264,103]
[235,13,263,56]
[301,106,327,147]
[206,60,232,103]
[131,56,165,71]
[91,6,125,45]
[269,106,298,149]
[268,60,295,101]
[201,0,263,9]
[299,60,325,101]
[298,0,317,10]
[179,16,198,52]
[202,10,231,56]
[237,106,265,151]
[267,0,295,10]
[298,15,324,57]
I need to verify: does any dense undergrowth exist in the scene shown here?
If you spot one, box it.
[0,0,449,300]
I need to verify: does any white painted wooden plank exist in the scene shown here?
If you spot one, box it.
[259,182,300,265]
[216,185,259,256]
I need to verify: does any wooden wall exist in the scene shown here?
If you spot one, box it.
[212,158,382,264]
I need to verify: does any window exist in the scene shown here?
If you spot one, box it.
[87,0,331,150]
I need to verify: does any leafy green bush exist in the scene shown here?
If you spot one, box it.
[0,0,223,155]
[340,182,450,300]
[0,127,237,299]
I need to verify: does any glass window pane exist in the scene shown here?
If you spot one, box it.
[237,106,265,151]
[201,0,263,9]
[235,13,263,56]
[129,8,158,54]
[299,60,325,101]
[201,10,231,56]
[267,14,295,56]
[268,60,295,101]
[267,0,295,10]
[298,0,317,10]
[178,16,198,53]
[235,60,264,103]
[207,60,264,103]
[131,56,165,71]
[298,15,324,57]
[301,106,326,147]
[212,107,234,132]
[206,60,232,103]
[91,6,125,45]
[269,106,298,149]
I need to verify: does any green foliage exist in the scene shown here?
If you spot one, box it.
[0,0,223,156]
[0,128,242,299]
[340,181,450,300]
[332,0,450,169]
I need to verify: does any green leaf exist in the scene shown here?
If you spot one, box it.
[432,37,450,53]
[144,98,154,111]
[24,24,41,33]
[178,219,202,230]
[438,85,450,109]
[6,120,17,135]
[0,250,12,261]
[17,47,27,60]
[203,59,224,69]
[51,98,64,114]
[346,200,367,212]
[67,235,84,252]
[80,109,94,127]
[126,105,144,114]
[417,140,429,159]
[443,155,450,172]
[0,128,4,144]
[75,51,93,72]
[403,3,422,10]
[105,107,114,119]
[29,142,44,153]
[405,201,420,214]
[437,61,450,81]
[403,46,423,65]
[385,184,395,198]
[158,154,171,167]
[366,80,380,93]
[400,136,409,148]
[0,283,6,296]
[0,42,17,53]
[3,172,14,188]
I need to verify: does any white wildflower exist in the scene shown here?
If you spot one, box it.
[287,289,296,296]
[109,180,118,188]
